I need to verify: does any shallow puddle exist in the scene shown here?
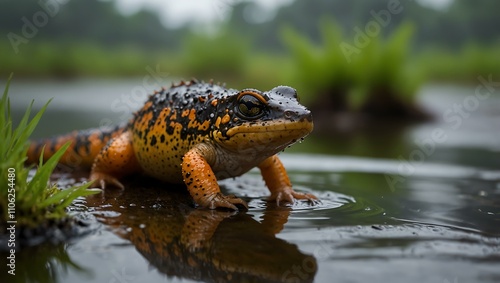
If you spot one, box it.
[1,81,500,282]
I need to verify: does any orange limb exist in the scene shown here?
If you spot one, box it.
[258,155,318,205]
[181,148,248,210]
[90,130,141,189]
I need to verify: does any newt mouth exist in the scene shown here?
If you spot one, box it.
[225,119,313,137]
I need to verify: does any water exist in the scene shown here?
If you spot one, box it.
[1,79,500,283]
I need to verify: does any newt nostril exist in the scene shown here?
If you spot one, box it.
[285,109,313,122]
[303,110,313,122]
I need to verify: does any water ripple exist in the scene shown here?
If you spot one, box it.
[280,154,500,181]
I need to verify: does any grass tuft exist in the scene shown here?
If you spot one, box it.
[0,75,100,229]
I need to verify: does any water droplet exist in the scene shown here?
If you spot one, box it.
[209,113,215,118]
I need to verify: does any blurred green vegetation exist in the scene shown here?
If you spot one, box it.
[180,29,250,80]
[282,19,425,117]
[281,19,352,108]
[1,0,499,117]
[0,41,168,78]
[419,43,500,83]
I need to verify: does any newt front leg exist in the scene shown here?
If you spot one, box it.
[182,145,248,210]
[259,155,318,205]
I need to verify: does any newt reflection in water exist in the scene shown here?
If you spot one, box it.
[87,180,317,283]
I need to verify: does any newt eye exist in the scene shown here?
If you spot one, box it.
[236,94,265,119]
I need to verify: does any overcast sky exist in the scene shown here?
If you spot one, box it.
[114,0,453,28]
[114,0,293,28]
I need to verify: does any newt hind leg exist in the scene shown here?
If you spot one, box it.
[90,130,141,189]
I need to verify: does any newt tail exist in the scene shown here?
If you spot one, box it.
[26,125,126,169]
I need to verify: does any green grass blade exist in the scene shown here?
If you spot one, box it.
[39,183,99,210]
[58,184,100,208]
[28,142,71,195]
[17,99,51,156]
[1,73,13,104]
[1,74,13,159]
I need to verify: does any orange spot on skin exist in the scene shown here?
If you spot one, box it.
[211,99,218,107]
[199,120,210,131]
[138,112,153,127]
[161,108,171,117]
[188,109,196,120]
[169,121,178,129]
[183,109,203,131]
[188,118,210,131]
[221,114,230,124]
[143,101,153,109]
[215,116,222,128]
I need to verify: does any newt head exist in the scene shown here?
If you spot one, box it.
[214,85,313,154]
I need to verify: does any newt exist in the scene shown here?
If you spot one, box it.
[27,79,317,210]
